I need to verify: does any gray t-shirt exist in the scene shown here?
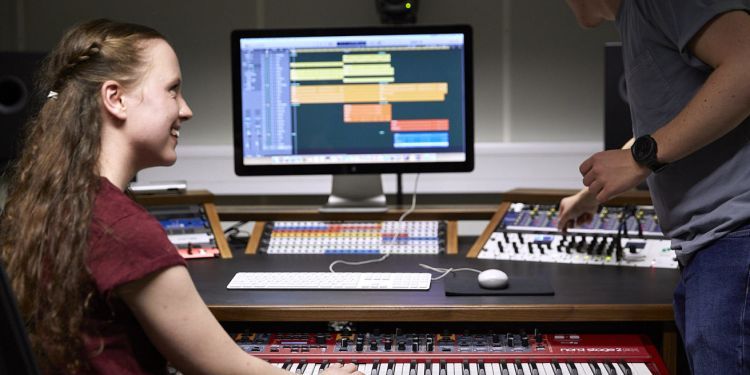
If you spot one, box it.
[616,0,750,264]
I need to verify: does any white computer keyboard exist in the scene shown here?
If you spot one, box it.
[226,272,432,290]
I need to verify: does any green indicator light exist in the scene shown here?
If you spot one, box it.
[405,3,412,9]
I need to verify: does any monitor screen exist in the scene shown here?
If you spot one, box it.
[231,25,474,211]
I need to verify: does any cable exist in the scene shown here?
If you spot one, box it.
[224,220,249,235]
[417,264,482,281]
[328,174,421,273]
[224,221,251,243]
[326,174,485,281]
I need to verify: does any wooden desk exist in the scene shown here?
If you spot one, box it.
[213,188,652,221]
[199,188,680,372]
[188,238,680,372]
[190,242,675,322]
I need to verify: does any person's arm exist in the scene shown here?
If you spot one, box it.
[557,138,635,232]
[118,266,362,375]
[580,10,750,202]
[557,187,598,232]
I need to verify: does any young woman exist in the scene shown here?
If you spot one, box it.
[0,19,363,375]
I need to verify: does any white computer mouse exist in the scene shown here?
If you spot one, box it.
[477,269,509,289]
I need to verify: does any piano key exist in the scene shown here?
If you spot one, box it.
[626,363,653,375]
[481,361,492,375]
[549,362,560,375]
[542,362,553,375]
[389,361,398,375]
[364,363,373,374]
[607,362,624,375]
[587,362,601,375]
[281,360,292,370]
[460,360,469,375]
[561,362,583,375]
[528,362,540,375]
[498,362,510,375]
[575,362,594,375]
[615,362,631,375]
[469,362,479,375]
[601,362,616,375]
[395,363,404,375]
[543,363,556,375]
[558,362,571,375]
[418,363,426,375]
[451,362,461,375]
[410,362,418,375]
[481,362,494,375]
[522,363,532,375]
[432,362,440,375]
[489,362,501,375]
[293,362,304,374]
[378,361,389,375]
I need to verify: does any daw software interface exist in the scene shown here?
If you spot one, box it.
[231,26,473,210]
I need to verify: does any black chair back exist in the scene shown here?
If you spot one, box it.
[0,260,40,375]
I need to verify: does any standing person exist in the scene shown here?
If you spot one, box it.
[557,1,750,374]
[0,19,363,375]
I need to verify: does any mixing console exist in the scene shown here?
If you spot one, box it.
[253,221,450,255]
[471,203,677,269]
[148,205,221,259]
[230,330,668,374]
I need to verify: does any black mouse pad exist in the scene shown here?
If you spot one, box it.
[443,272,554,296]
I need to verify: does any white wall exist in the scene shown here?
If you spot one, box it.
[3,0,619,194]
[5,0,620,144]
[137,142,599,195]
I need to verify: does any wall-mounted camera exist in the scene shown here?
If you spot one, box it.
[375,0,419,24]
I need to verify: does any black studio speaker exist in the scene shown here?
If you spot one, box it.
[0,52,45,171]
[604,43,632,151]
[375,0,419,24]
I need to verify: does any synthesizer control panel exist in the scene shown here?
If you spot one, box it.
[148,205,223,259]
[135,190,232,259]
[470,203,677,269]
[229,330,667,374]
[246,220,457,255]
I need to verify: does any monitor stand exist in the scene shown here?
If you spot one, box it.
[319,174,388,213]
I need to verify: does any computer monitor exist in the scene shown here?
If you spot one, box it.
[231,25,474,212]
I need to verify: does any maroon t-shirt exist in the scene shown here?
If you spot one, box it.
[82,178,186,374]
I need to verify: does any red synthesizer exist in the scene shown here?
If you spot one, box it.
[232,331,670,374]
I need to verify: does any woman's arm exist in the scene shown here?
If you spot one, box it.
[118,266,362,375]
[118,265,290,375]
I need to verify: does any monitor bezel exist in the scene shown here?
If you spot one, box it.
[231,24,474,176]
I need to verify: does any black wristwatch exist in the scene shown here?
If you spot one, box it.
[631,134,667,172]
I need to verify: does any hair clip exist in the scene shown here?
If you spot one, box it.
[47,91,59,100]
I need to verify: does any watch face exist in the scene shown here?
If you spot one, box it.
[633,136,656,163]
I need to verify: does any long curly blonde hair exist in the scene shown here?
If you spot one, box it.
[0,19,164,373]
